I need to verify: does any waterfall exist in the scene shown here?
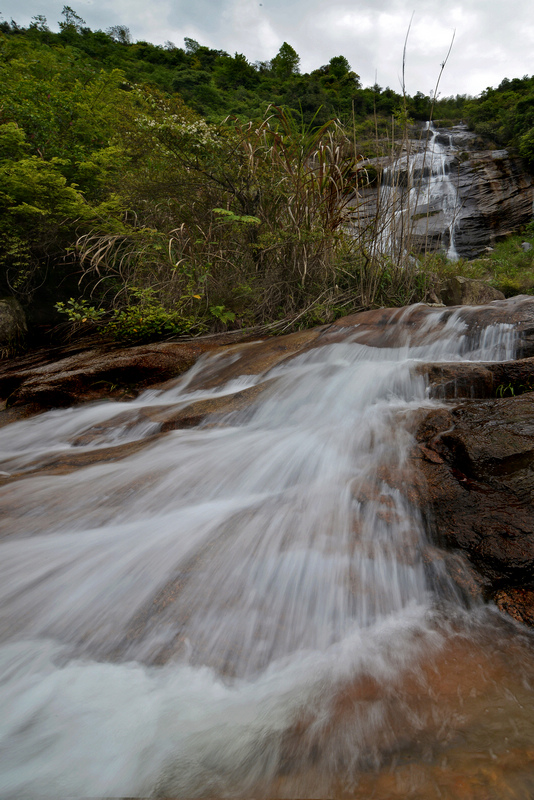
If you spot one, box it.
[1,305,534,798]
[378,122,463,260]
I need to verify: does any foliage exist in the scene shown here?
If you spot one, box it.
[271,42,300,80]
[0,31,136,301]
[496,378,534,397]
[74,104,374,328]
[56,288,207,341]
[1,13,533,346]
[484,231,534,296]
[55,297,105,322]
[463,75,534,159]
[519,128,534,168]
[416,227,534,300]
[0,16,405,126]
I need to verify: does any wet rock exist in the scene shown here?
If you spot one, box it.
[3,296,534,632]
[441,276,505,306]
[350,127,533,259]
[423,546,491,603]
[495,588,534,626]
[331,295,534,354]
[0,328,323,419]
[182,329,323,391]
[0,337,244,410]
[413,395,534,616]
[68,381,274,449]
[422,362,496,399]
[418,356,534,399]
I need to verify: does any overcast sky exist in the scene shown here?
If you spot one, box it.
[3,0,534,97]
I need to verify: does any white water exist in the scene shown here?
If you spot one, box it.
[0,306,532,798]
[380,122,463,260]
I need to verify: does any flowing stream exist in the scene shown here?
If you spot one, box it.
[1,305,534,798]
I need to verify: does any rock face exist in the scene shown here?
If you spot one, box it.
[0,340,217,410]
[413,395,534,610]
[331,294,534,356]
[452,149,534,258]
[329,296,534,621]
[0,328,324,422]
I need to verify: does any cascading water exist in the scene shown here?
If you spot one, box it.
[1,303,534,799]
[379,122,463,260]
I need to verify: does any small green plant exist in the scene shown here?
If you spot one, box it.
[213,208,261,225]
[496,382,515,398]
[104,287,206,341]
[495,378,534,398]
[209,305,236,325]
[56,289,207,342]
[55,298,105,323]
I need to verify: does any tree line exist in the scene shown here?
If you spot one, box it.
[1,8,533,343]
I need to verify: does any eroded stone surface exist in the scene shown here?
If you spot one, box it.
[0,328,324,418]
[419,356,534,399]
[413,396,534,594]
[453,151,533,258]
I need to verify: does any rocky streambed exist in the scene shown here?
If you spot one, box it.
[3,296,534,798]
[2,296,534,628]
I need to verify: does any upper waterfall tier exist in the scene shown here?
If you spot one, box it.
[351,122,533,260]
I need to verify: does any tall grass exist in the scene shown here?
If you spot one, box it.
[73,81,464,340]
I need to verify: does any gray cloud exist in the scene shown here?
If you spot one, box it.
[3,0,533,96]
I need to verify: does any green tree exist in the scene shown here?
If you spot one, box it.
[519,128,534,167]
[214,53,258,90]
[58,5,86,33]
[28,15,49,31]
[271,42,300,79]
[328,55,350,80]
[106,25,132,45]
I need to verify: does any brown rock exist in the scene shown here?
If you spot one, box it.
[418,356,534,399]
[0,328,324,417]
[441,275,505,306]
[68,381,274,448]
[414,394,534,603]
[495,588,534,626]
[453,150,534,258]
[0,335,258,412]
[329,295,534,357]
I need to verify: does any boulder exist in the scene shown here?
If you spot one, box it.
[417,356,534,399]
[331,294,534,354]
[440,276,505,306]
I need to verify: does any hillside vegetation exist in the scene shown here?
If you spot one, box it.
[1,9,533,345]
